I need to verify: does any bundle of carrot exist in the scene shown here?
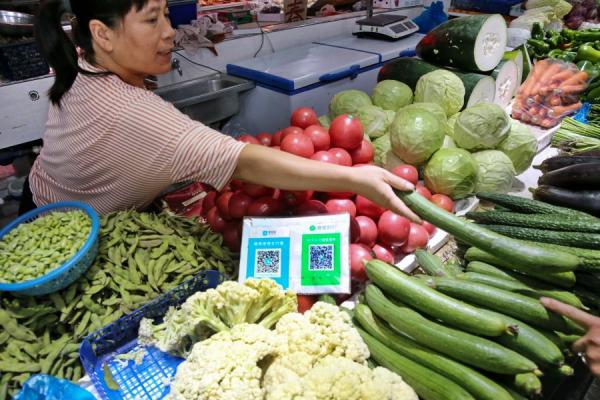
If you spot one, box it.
[512,59,588,129]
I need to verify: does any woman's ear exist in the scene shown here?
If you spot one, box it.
[89,19,115,53]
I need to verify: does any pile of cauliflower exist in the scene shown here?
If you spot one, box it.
[166,301,417,400]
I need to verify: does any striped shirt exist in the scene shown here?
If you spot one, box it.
[30,59,245,215]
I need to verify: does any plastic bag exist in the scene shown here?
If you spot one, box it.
[412,1,448,34]
[14,375,95,400]
[512,59,589,129]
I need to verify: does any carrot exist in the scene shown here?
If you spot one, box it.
[561,94,580,105]
[538,106,548,119]
[548,102,582,118]
[559,71,589,88]
[531,62,563,95]
[548,94,562,107]
[512,109,523,119]
[520,113,531,123]
[551,68,579,84]
[521,61,547,96]
[557,84,587,95]
[540,118,559,128]
[528,105,540,116]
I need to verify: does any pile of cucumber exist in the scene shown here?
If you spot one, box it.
[467,192,600,315]
[354,258,585,400]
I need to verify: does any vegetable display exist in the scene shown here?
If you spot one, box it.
[371,80,413,111]
[424,148,478,199]
[453,103,510,151]
[0,211,91,283]
[414,70,465,117]
[471,151,516,194]
[389,107,445,165]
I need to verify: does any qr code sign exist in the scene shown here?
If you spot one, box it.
[308,244,334,271]
[255,249,281,277]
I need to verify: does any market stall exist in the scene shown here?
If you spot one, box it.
[2,1,600,399]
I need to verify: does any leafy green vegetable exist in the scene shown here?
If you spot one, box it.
[372,80,413,111]
[329,90,372,118]
[497,120,537,174]
[453,103,510,151]
[415,70,465,117]
[447,113,460,138]
[442,135,457,149]
[355,105,391,139]
[472,150,516,194]
[424,148,478,199]
[372,134,405,170]
[390,107,445,166]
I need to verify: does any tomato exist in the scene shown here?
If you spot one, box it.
[247,196,282,217]
[422,220,437,235]
[377,211,410,246]
[256,132,272,146]
[206,206,227,233]
[297,294,318,313]
[303,125,331,152]
[281,190,313,207]
[391,164,419,186]
[229,179,244,191]
[350,217,360,243]
[355,195,385,221]
[431,194,454,213]
[237,134,260,145]
[281,126,304,140]
[328,191,354,199]
[355,215,378,247]
[311,150,338,164]
[201,191,217,216]
[400,223,430,254]
[295,200,328,216]
[349,140,374,165]
[372,243,395,264]
[228,191,253,219]
[290,107,318,129]
[216,191,234,220]
[281,132,315,158]
[222,221,242,251]
[271,131,283,146]
[416,183,433,201]
[329,114,364,150]
[328,147,352,167]
[242,183,274,198]
[325,199,356,217]
[350,243,373,283]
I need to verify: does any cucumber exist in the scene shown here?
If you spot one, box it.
[415,249,447,277]
[354,304,513,400]
[539,329,569,353]
[575,272,600,290]
[490,59,519,107]
[498,383,529,400]
[485,309,565,367]
[464,247,576,288]
[515,240,600,271]
[539,162,600,190]
[357,328,476,400]
[508,373,542,397]
[377,58,495,107]
[365,284,538,374]
[416,14,508,72]
[573,286,600,309]
[365,259,512,336]
[480,224,600,250]
[396,190,580,272]
[425,277,585,334]
[459,272,585,309]
[555,332,583,347]
[445,259,465,275]
[466,211,600,233]
[476,192,598,219]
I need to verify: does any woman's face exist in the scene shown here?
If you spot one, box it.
[104,0,176,80]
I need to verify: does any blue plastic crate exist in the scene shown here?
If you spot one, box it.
[451,0,522,15]
[79,270,223,400]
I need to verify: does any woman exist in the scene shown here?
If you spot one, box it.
[27,0,419,223]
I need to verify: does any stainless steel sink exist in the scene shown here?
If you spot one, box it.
[154,73,254,125]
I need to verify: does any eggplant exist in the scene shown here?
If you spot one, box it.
[534,155,600,173]
[532,185,600,217]
[538,163,600,189]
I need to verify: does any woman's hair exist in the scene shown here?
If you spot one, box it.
[35,0,151,106]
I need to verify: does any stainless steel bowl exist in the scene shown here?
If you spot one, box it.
[0,10,35,36]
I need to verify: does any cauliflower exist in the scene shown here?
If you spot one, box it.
[138,279,297,357]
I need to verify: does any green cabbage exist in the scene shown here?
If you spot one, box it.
[329,90,372,118]
[355,105,391,139]
[385,110,396,127]
[442,136,457,148]
[497,120,537,174]
[447,113,460,138]
[372,134,404,170]
[372,80,413,111]
[472,150,516,194]
[415,70,465,117]
[390,108,445,166]
[424,148,478,199]
[318,114,331,129]
[453,103,510,151]
[399,102,449,137]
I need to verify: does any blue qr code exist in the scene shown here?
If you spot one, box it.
[255,249,281,276]
[309,244,334,271]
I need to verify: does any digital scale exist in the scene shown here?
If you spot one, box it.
[353,14,419,40]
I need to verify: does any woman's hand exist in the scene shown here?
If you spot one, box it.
[541,297,600,378]
[349,165,420,223]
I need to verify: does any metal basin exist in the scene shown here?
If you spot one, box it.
[155,73,254,125]
[0,10,34,36]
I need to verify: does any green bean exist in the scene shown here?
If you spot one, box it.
[0,361,40,373]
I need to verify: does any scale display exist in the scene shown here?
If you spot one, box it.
[353,14,418,40]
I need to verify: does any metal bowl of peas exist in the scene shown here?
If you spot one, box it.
[0,201,100,296]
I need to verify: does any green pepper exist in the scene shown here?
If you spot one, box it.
[532,22,544,40]
[577,60,600,82]
[577,43,600,63]
[545,31,563,48]
[527,39,551,57]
